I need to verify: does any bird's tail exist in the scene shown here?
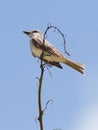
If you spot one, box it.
[63,58,85,74]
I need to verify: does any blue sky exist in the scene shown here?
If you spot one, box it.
[0,0,98,130]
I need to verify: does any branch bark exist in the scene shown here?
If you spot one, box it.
[38,63,44,130]
[37,24,68,130]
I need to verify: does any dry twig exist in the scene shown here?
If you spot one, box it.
[38,24,68,130]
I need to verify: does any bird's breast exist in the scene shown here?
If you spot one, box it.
[30,42,42,57]
[30,41,64,62]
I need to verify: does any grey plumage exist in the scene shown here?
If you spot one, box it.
[23,30,85,74]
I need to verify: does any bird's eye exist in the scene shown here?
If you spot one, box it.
[33,30,38,33]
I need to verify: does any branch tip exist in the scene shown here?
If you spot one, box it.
[43,99,54,112]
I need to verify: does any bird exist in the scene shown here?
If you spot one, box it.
[23,30,85,74]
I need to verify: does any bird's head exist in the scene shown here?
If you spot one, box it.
[23,30,42,39]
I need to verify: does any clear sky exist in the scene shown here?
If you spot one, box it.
[0,0,98,130]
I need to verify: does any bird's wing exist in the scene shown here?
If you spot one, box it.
[32,38,64,58]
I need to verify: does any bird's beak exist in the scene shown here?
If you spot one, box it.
[23,31,31,35]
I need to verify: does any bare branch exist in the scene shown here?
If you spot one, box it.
[38,24,68,130]
[43,100,53,112]
[46,65,53,77]
[44,24,70,56]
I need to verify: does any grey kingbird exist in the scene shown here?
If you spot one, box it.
[23,30,85,74]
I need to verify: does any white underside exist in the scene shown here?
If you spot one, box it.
[30,42,65,62]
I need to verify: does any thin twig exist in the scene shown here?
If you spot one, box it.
[44,24,70,56]
[43,100,53,112]
[38,24,68,130]
[38,29,46,130]
[38,64,44,130]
